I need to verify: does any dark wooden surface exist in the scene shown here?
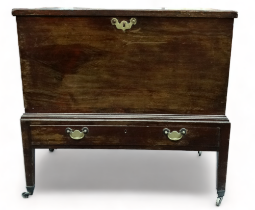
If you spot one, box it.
[21,121,35,188]
[17,17,233,114]
[30,125,220,147]
[21,113,230,125]
[21,113,228,151]
[20,113,230,195]
[217,123,231,194]
[12,8,238,18]
[15,9,235,199]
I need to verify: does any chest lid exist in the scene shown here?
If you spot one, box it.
[12,8,237,18]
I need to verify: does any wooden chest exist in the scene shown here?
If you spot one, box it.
[13,8,237,205]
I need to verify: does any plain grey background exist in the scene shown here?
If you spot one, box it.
[0,0,254,209]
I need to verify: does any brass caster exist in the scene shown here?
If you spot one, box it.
[198,151,202,156]
[216,197,223,206]
[22,192,31,198]
[49,148,54,152]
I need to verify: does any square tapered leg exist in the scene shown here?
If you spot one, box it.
[216,123,231,206]
[21,121,35,198]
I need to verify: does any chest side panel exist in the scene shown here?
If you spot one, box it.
[17,16,233,114]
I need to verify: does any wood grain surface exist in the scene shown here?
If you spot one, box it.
[15,9,235,199]
[217,123,231,194]
[21,113,228,151]
[17,17,234,114]
[12,8,238,18]
[21,121,35,188]
[30,125,220,147]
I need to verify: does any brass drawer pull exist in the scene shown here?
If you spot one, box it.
[111,17,137,32]
[66,127,89,140]
[163,128,187,141]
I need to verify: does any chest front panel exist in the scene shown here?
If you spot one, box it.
[17,17,233,114]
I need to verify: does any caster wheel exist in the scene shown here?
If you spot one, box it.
[198,151,202,156]
[22,192,31,198]
[216,197,223,206]
[49,149,54,152]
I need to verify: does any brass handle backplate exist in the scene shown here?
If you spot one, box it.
[163,128,187,141]
[111,17,137,32]
[66,127,89,140]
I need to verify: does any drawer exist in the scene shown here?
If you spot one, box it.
[30,124,220,149]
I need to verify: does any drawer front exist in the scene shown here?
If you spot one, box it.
[17,16,233,115]
[30,125,220,149]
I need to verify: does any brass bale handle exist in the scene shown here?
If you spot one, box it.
[111,17,137,32]
[163,128,187,141]
[66,127,89,140]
